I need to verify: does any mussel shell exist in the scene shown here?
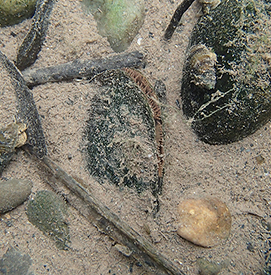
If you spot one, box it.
[0,151,14,175]
[0,50,47,174]
[181,0,271,144]
[84,70,161,194]
[0,123,25,175]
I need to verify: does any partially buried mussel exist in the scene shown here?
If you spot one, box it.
[199,0,221,14]
[0,50,47,174]
[0,122,27,175]
[181,0,271,144]
[84,69,164,197]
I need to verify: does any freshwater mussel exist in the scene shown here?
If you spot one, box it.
[181,0,271,144]
[84,69,164,196]
[0,50,46,175]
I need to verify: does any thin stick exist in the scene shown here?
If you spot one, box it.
[22,51,145,87]
[164,0,195,40]
[36,155,185,275]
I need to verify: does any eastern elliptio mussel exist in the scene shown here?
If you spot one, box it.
[181,0,271,144]
[84,69,164,196]
[0,50,47,174]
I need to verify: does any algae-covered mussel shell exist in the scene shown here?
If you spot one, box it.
[84,69,163,196]
[181,0,271,144]
[0,50,47,175]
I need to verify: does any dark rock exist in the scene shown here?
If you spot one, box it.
[197,257,228,275]
[0,0,37,27]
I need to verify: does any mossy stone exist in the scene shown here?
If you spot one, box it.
[197,258,228,275]
[0,179,33,214]
[82,0,145,52]
[181,0,271,144]
[0,0,37,27]
[26,190,70,250]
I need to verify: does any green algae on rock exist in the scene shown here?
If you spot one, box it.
[0,0,37,27]
[181,0,271,144]
[84,69,163,196]
[197,257,228,275]
[0,179,32,214]
[26,190,70,250]
[82,0,145,52]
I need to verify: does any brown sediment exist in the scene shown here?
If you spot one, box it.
[122,68,164,179]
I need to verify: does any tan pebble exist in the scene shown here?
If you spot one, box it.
[0,179,33,214]
[177,197,231,247]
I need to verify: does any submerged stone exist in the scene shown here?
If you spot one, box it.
[26,190,70,250]
[0,246,32,275]
[177,197,231,247]
[84,69,163,196]
[0,179,33,214]
[82,0,145,52]
[197,258,228,275]
[0,0,37,27]
[181,0,271,144]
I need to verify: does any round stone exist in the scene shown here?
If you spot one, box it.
[0,179,33,214]
[177,197,231,247]
[0,0,37,27]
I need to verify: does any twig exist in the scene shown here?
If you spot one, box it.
[164,0,195,40]
[36,154,185,275]
[22,51,145,87]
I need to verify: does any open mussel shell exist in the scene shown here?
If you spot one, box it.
[181,0,271,144]
[84,69,163,195]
